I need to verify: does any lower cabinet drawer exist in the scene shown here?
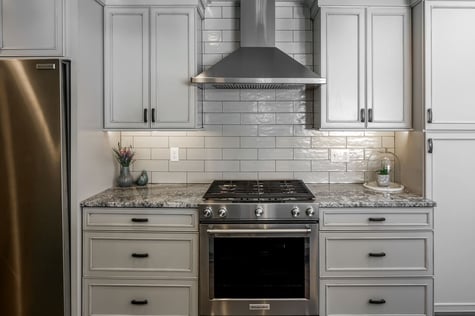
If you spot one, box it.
[320,232,433,277]
[320,278,433,316]
[83,279,198,316]
[83,232,198,278]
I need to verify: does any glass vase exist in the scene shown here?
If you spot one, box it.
[117,166,134,187]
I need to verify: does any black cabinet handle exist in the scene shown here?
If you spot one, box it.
[144,109,148,123]
[368,217,386,222]
[427,109,433,123]
[368,108,373,122]
[369,298,386,304]
[368,252,386,257]
[360,108,366,122]
[131,218,149,223]
[131,299,148,305]
[131,253,149,258]
[152,108,156,123]
[428,138,433,154]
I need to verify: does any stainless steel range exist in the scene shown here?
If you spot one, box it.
[199,180,319,316]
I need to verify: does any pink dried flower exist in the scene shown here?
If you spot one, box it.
[112,142,135,167]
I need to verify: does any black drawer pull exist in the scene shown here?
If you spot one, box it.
[131,299,148,305]
[131,253,149,258]
[368,252,386,257]
[369,298,386,304]
[131,218,149,223]
[368,217,386,222]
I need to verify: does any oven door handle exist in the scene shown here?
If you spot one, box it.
[206,228,312,234]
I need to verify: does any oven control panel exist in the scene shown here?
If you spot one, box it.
[198,203,318,221]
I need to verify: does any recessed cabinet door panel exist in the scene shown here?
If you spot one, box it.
[0,0,63,56]
[426,134,475,308]
[320,8,365,129]
[84,279,197,316]
[427,4,475,129]
[84,232,198,278]
[320,232,432,277]
[367,8,411,129]
[321,278,432,316]
[104,7,149,129]
[151,8,196,128]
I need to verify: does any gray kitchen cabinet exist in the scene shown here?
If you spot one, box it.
[425,133,475,312]
[104,4,202,129]
[0,0,63,56]
[82,207,198,316]
[413,1,475,131]
[314,0,411,130]
[319,207,434,316]
[321,278,433,316]
[404,1,475,312]
[84,278,197,316]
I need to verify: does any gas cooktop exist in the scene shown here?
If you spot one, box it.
[199,180,317,222]
[202,179,315,203]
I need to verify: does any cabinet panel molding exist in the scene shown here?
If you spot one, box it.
[104,7,150,129]
[103,5,202,129]
[425,2,475,130]
[0,0,63,56]
[316,3,411,130]
[320,278,434,316]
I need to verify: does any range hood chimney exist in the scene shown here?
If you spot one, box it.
[191,0,326,89]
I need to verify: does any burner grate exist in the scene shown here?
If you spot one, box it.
[203,180,315,202]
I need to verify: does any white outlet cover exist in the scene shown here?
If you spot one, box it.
[331,149,350,163]
[170,147,179,161]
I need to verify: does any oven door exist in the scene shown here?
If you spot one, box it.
[200,222,318,316]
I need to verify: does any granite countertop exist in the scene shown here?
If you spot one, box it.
[81,183,435,208]
[307,184,435,208]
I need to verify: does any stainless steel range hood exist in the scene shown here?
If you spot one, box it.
[191,0,326,89]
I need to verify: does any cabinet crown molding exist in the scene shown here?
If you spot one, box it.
[317,0,413,6]
[100,0,207,17]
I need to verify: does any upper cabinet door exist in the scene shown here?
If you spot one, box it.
[366,7,411,129]
[319,8,366,129]
[0,0,63,56]
[425,2,475,130]
[104,7,150,129]
[316,4,412,130]
[150,7,197,129]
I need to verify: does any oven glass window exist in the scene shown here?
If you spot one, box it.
[211,237,309,299]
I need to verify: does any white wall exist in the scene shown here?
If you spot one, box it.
[69,1,118,315]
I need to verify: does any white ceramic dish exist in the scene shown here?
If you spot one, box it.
[363,181,405,193]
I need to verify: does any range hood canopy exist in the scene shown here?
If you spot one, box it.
[191,0,326,89]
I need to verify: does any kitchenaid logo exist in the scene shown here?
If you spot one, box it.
[249,304,270,310]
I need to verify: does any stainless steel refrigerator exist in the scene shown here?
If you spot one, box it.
[0,59,70,316]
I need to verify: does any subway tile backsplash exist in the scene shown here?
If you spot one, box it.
[121,1,395,184]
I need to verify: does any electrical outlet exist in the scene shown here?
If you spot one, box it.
[170,147,179,161]
[331,149,350,163]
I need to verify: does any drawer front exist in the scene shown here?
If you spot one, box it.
[83,232,198,278]
[320,278,433,316]
[83,279,197,316]
[83,208,198,231]
[319,208,433,231]
[320,232,433,277]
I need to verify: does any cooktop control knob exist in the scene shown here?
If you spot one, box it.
[291,207,300,217]
[255,207,264,217]
[202,207,213,218]
[218,207,228,218]
[306,206,315,217]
